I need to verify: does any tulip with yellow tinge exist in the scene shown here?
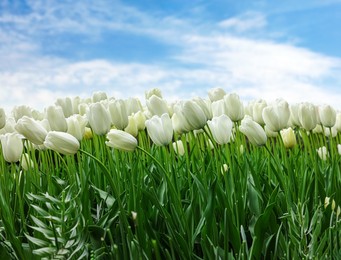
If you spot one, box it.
[106,129,137,152]
[280,127,297,148]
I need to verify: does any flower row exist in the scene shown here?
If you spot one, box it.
[0,88,341,163]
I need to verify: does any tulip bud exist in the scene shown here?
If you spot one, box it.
[318,104,336,128]
[252,99,267,125]
[66,114,88,141]
[324,197,330,208]
[145,113,173,146]
[145,88,163,99]
[207,115,233,145]
[208,87,226,102]
[265,125,278,137]
[181,100,208,131]
[317,146,329,160]
[0,108,6,129]
[262,99,290,132]
[289,103,300,127]
[46,105,68,132]
[280,127,297,148]
[15,116,48,145]
[337,144,341,155]
[55,97,73,118]
[106,129,137,152]
[0,133,24,162]
[87,102,111,135]
[92,91,108,103]
[124,115,138,137]
[211,99,225,117]
[133,111,146,131]
[172,140,185,156]
[12,105,33,121]
[44,131,80,155]
[125,98,143,116]
[335,113,341,132]
[108,99,128,130]
[193,97,213,120]
[221,164,229,174]
[20,153,34,170]
[239,116,267,146]
[146,95,169,117]
[223,93,245,122]
[171,112,191,134]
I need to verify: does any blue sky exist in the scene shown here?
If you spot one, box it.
[1,0,341,112]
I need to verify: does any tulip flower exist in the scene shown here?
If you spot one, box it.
[12,105,33,121]
[211,99,225,117]
[125,98,143,116]
[262,99,290,132]
[108,99,128,130]
[44,131,80,155]
[87,102,111,135]
[15,116,48,145]
[46,105,68,132]
[318,104,336,128]
[280,127,297,148]
[145,88,163,99]
[55,97,73,117]
[124,115,138,137]
[92,91,108,103]
[172,140,185,156]
[252,99,267,125]
[0,108,6,129]
[145,113,173,146]
[106,129,137,152]
[223,93,245,122]
[66,114,88,141]
[317,146,329,161]
[146,95,169,117]
[335,113,341,132]
[180,100,208,131]
[207,114,233,145]
[133,111,146,131]
[265,125,278,138]
[20,153,34,171]
[208,87,226,102]
[298,102,318,131]
[289,103,301,127]
[0,133,24,162]
[0,117,16,135]
[193,97,212,120]
[239,116,267,146]
[171,112,191,134]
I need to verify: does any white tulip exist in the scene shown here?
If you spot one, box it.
[207,115,233,145]
[145,113,173,146]
[106,129,137,152]
[44,131,80,155]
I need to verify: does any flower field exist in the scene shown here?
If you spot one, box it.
[0,88,340,259]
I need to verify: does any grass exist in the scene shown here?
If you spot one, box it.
[0,126,340,259]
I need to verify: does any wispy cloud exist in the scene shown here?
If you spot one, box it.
[1,0,340,113]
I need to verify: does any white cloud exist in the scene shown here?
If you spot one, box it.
[1,0,341,115]
[218,12,267,32]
